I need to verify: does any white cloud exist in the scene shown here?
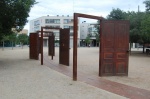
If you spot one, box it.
[24,0,146,32]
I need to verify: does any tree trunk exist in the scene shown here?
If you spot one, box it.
[12,42,13,50]
[2,41,4,51]
[22,43,23,49]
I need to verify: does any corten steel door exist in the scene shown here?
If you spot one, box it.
[29,33,39,60]
[38,37,41,54]
[100,20,129,76]
[59,29,70,66]
[48,34,55,56]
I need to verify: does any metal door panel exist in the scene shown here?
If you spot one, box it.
[100,20,129,76]
[48,33,55,56]
[59,29,70,66]
[29,33,39,60]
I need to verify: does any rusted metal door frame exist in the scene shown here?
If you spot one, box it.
[73,13,103,81]
[37,31,53,55]
[40,27,61,65]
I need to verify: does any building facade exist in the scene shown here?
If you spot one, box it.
[29,15,80,47]
[80,22,99,47]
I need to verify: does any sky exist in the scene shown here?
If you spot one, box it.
[24,0,146,31]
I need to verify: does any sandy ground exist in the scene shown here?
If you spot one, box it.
[0,47,128,99]
[48,47,150,91]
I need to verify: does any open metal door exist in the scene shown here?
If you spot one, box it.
[48,33,55,56]
[59,29,70,66]
[38,37,41,54]
[29,33,39,60]
[100,20,129,76]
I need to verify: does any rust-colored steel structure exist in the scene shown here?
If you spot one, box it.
[73,13,129,81]
[40,26,61,65]
[38,37,41,54]
[100,20,129,76]
[59,29,70,66]
[73,13,103,80]
[29,33,39,60]
[30,28,59,64]
[37,30,53,55]
[48,33,55,60]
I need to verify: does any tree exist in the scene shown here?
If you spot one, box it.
[127,12,145,41]
[126,10,150,53]
[106,5,150,53]
[17,34,29,49]
[94,21,100,47]
[140,13,150,52]
[143,0,150,13]
[127,11,147,52]
[9,32,17,50]
[1,35,9,50]
[107,8,146,53]
[107,8,127,20]
[85,35,91,47]
[0,0,37,40]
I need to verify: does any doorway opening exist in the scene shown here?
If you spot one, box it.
[73,13,129,81]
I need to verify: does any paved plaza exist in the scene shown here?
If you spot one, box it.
[0,47,150,99]
[47,47,150,90]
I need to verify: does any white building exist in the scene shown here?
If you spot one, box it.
[80,22,99,47]
[29,15,80,47]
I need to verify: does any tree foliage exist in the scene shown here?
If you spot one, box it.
[140,14,150,44]
[9,32,17,49]
[1,35,9,50]
[17,34,29,48]
[128,12,146,43]
[94,21,100,46]
[107,8,127,20]
[85,35,91,46]
[0,0,37,39]
[9,32,17,42]
[143,0,150,13]
[107,6,150,53]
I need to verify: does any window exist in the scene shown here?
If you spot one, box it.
[70,32,73,36]
[54,32,59,37]
[64,25,73,30]
[63,19,73,24]
[45,19,60,24]
[69,26,73,30]
[45,25,60,28]
[34,20,40,26]
[64,25,69,28]
[34,26,40,31]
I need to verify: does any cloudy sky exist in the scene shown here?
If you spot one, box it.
[24,0,146,31]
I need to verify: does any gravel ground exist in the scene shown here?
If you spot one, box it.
[49,47,150,91]
[0,47,128,99]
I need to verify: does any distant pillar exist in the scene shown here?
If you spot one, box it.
[133,43,135,48]
[47,39,48,47]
